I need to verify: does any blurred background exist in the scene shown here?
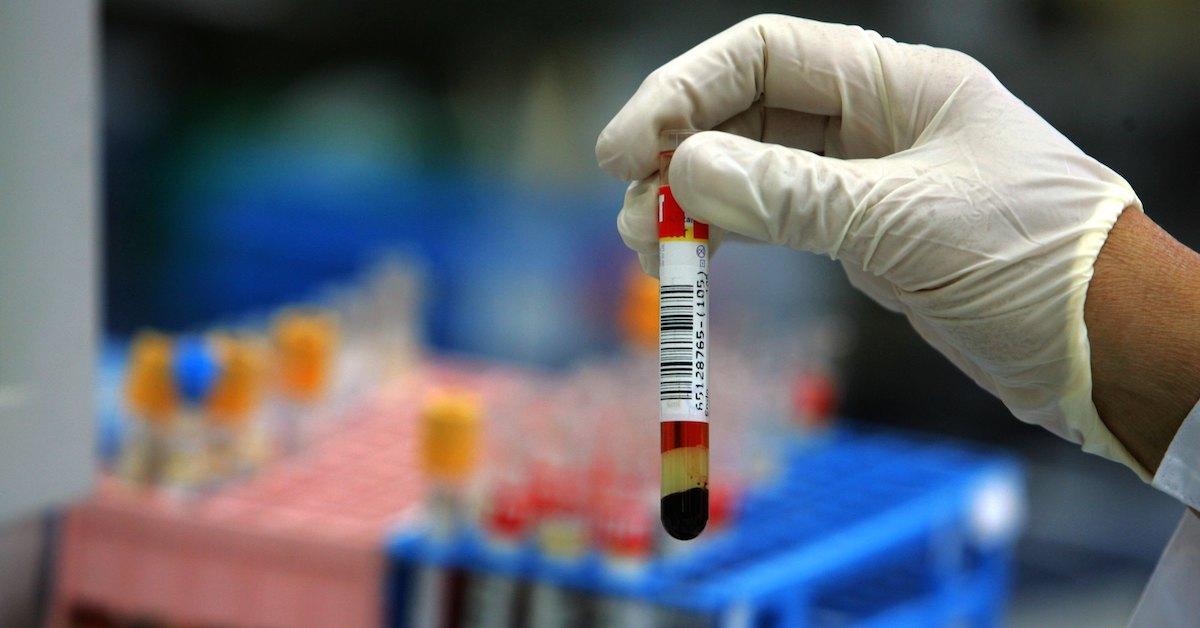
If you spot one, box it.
[3,0,1199,626]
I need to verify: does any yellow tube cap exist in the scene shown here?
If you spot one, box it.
[125,331,178,423]
[207,334,266,425]
[272,310,338,401]
[420,390,481,481]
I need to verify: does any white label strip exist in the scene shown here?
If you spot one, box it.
[659,239,709,423]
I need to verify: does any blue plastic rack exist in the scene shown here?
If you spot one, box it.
[387,428,1023,627]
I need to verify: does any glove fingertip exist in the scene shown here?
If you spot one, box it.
[596,141,629,180]
[597,124,656,182]
[670,130,740,200]
[673,129,729,167]
[638,252,660,278]
[669,131,750,229]
[617,180,660,256]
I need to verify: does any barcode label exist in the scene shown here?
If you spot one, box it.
[659,284,695,401]
[658,240,709,422]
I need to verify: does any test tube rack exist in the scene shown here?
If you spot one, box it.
[61,346,1021,627]
[388,429,1023,627]
[53,351,518,628]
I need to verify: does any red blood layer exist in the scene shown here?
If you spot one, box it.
[486,483,533,538]
[661,420,709,453]
[657,186,709,240]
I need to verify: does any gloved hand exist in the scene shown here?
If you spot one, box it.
[596,15,1148,477]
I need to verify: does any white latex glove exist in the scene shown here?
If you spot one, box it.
[596,15,1148,477]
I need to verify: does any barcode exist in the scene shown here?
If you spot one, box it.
[660,284,694,401]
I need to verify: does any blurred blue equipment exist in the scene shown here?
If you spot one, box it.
[388,428,1023,627]
[174,335,220,404]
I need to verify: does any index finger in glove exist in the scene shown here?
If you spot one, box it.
[617,176,726,278]
[596,14,899,182]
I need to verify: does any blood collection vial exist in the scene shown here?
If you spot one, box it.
[657,129,710,540]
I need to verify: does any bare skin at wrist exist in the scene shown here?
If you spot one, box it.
[1086,208,1200,474]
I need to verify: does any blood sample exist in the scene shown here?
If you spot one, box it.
[594,490,658,628]
[792,369,837,431]
[527,461,591,628]
[462,480,533,628]
[657,129,709,540]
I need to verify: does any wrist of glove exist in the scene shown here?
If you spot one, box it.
[597,14,1149,478]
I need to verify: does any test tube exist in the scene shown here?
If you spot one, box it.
[207,334,268,478]
[657,129,709,540]
[120,332,178,485]
[169,335,220,493]
[526,388,593,628]
[462,480,532,628]
[409,390,480,628]
[271,310,338,453]
[594,488,658,628]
